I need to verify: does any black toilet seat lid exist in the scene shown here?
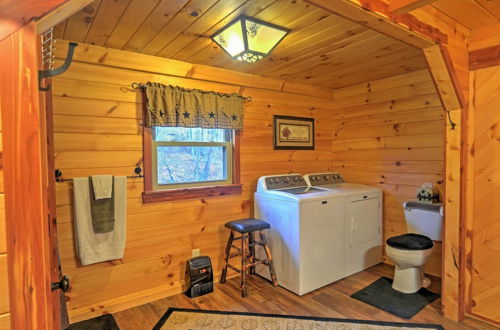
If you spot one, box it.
[386,233,434,250]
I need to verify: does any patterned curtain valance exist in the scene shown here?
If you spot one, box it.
[144,83,245,130]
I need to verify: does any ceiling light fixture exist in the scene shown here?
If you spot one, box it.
[211,16,289,63]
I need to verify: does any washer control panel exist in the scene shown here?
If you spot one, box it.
[305,173,344,186]
[259,174,306,191]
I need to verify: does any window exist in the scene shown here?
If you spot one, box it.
[153,127,233,189]
[143,126,241,202]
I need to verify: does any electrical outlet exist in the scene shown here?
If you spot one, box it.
[192,248,200,257]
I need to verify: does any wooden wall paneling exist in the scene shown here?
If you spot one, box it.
[52,42,335,322]
[332,70,444,278]
[0,22,57,330]
[467,66,500,325]
[54,41,335,99]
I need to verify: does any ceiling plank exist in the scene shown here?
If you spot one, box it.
[389,0,438,14]
[474,0,500,20]
[304,0,441,48]
[84,0,131,46]
[431,0,499,29]
[62,0,100,43]
[35,0,95,33]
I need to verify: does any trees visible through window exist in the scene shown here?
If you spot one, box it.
[152,127,233,190]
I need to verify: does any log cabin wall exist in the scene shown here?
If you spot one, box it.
[466,65,500,324]
[52,42,335,322]
[331,69,445,278]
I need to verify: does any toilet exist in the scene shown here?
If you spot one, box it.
[386,201,443,293]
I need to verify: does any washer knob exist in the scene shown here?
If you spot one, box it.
[283,177,289,183]
[293,177,298,182]
[273,178,279,183]
[324,175,329,180]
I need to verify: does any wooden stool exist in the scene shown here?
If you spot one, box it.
[220,218,278,297]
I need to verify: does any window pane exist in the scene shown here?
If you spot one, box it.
[156,146,226,185]
[155,127,228,142]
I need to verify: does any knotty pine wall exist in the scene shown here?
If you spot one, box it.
[466,65,500,324]
[52,42,335,322]
[330,69,445,277]
[0,119,10,329]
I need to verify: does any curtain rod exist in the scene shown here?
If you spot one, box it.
[131,82,252,102]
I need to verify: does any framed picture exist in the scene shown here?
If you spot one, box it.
[273,115,315,150]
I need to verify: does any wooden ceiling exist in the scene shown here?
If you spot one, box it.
[54,0,428,89]
[423,0,500,29]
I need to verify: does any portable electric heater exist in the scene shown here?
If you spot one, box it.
[185,256,213,298]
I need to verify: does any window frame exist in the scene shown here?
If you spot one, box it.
[151,128,233,190]
[142,125,241,203]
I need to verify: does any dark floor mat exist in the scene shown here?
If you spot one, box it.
[65,314,119,330]
[351,277,440,319]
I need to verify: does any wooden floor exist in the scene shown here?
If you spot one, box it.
[113,264,496,329]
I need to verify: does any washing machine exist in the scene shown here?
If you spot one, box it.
[304,173,383,277]
[254,174,346,295]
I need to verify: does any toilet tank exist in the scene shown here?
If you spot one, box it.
[403,201,443,241]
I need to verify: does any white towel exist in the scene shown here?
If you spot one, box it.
[91,175,113,200]
[73,176,127,266]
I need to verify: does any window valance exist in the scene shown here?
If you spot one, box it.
[144,83,245,130]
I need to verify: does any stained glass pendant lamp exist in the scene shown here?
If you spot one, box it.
[211,16,289,63]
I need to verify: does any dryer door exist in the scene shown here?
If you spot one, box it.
[348,195,380,247]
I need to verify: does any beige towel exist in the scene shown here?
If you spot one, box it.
[73,176,127,266]
[91,175,113,200]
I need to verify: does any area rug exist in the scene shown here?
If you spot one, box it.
[153,308,444,329]
[351,277,440,319]
[65,314,119,330]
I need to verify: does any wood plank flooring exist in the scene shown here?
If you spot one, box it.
[112,264,496,329]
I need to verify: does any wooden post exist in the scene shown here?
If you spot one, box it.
[0,22,59,329]
[442,109,462,320]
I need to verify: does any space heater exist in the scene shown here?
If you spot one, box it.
[185,256,214,298]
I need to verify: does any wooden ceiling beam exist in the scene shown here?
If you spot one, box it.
[35,0,95,34]
[389,0,438,14]
[423,45,464,111]
[470,45,500,71]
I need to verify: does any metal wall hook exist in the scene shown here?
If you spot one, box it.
[39,42,78,92]
[447,111,456,130]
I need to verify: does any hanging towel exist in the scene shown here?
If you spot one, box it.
[91,175,113,199]
[73,176,127,266]
[89,176,115,233]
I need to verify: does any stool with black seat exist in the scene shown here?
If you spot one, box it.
[220,218,278,297]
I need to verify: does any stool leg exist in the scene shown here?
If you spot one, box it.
[220,231,234,284]
[248,232,256,275]
[241,233,248,297]
[260,230,278,286]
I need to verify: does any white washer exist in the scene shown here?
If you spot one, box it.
[254,174,346,295]
[304,173,383,277]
